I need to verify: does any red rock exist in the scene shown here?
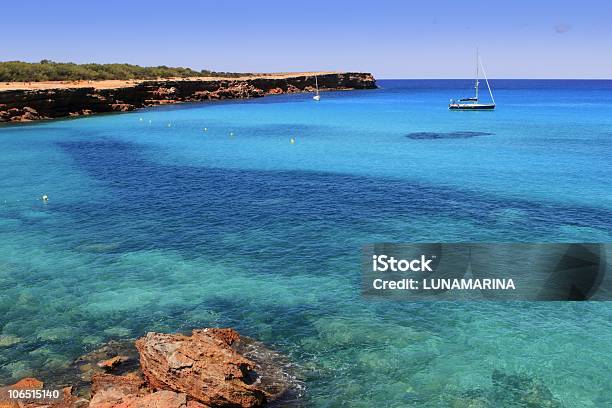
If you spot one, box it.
[151,87,177,97]
[73,340,139,384]
[135,329,266,407]
[186,400,210,408]
[110,103,134,112]
[9,377,44,389]
[91,373,146,397]
[266,87,283,95]
[153,99,177,105]
[97,356,128,371]
[0,378,87,408]
[57,386,89,408]
[0,378,43,408]
[0,106,46,122]
[90,380,187,408]
[89,373,147,408]
[203,328,241,345]
[0,328,297,408]
[89,374,206,408]
[124,390,187,408]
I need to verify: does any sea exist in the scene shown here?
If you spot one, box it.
[1,80,611,407]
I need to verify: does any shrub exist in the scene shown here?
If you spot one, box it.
[0,60,250,82]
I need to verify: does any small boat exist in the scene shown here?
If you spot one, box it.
[313,75,321,101]
[449,49,495,110]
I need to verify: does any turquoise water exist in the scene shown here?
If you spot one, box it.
[1,80,611,406]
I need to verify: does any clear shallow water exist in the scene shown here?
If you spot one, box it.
[0,80,611,406]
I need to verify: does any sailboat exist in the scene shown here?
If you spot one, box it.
[449,49,495,110]
[313,75,321,101]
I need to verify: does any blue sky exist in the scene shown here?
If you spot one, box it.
[2,0,611,78]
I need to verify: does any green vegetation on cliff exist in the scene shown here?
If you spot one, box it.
[0,60,248,82]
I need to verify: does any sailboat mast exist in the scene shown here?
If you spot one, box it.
[475,48,479,101]
[315,75,319,95]
[479,56,495,105]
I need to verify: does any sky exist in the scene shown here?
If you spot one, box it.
[2,0,611,79]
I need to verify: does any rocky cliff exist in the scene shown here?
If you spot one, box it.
[0,73,376,123]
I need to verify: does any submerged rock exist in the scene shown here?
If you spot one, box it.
[491,370,562,408]
[75,242,120,254]
[446,389,493,408]
[37,327,75,342]
[445,370,563,408]
[406,131,493,140]
[0,334,21,348]
[72,339,140,387]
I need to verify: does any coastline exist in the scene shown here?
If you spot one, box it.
[0,72,376,123]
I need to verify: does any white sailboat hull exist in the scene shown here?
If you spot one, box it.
[449,103,495,110]
[449,50,495,110]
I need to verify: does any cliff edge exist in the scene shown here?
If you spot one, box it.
[0,72,376,123]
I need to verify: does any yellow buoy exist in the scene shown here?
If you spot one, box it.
[290,137,296,144]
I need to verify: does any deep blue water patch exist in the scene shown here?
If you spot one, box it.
[51,137,612,271]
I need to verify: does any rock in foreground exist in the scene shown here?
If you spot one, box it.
[109,327,300,407]
[1,328,300,408]
[135,328,266,407]
[0,377,88,408]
